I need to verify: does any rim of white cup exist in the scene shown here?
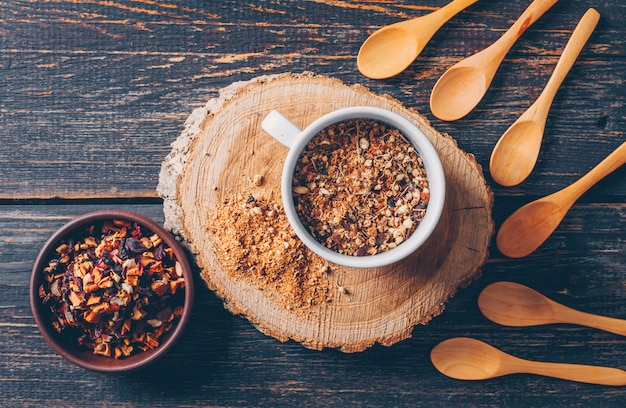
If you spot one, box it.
[281,106,445,269]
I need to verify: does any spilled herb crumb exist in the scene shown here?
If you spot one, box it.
[209,195,332,314]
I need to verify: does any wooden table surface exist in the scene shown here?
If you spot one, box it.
[1,0,624,406]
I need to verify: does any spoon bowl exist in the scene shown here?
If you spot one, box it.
[430,66,489,121]
[496,199,564,258]
[490,9,601,186]
[490,120,544,186]
[358,27,421,79]
[431,337,626,385]
[479,281,561,327]
[357,0,479,79]
[431,337,506,381]
[430,0,559,121]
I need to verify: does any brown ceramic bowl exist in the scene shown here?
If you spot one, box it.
[30,210,194,372]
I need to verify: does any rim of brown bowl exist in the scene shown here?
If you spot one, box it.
[30,210,194,373]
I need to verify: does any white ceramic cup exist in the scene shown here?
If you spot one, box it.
[262,106,445,268]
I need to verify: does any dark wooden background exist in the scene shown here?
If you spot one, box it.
[1,0,624,406]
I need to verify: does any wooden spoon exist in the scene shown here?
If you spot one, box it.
[490,9,600,187]
[357,0,479,79]
[431,337,626,385]
[479,281,626,335]
[497,141,626,258]
[430,0,559,121]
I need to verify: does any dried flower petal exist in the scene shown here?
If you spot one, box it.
[38,219,186,359]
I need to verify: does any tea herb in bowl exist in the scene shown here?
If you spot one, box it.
[37,219,186,359]
[292,118,430,257]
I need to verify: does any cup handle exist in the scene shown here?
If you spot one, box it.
[261,110,302,148]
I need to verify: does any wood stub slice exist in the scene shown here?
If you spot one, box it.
[158,73,494,352]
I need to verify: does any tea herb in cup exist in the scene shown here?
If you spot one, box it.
[292,118,430,257]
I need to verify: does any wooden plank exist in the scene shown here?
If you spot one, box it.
[0,0,624,199]
[1,0,625,405]
[0,200,624,406]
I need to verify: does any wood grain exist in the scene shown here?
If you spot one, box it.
[158,73,493,352]
[1,203,626,406]
[1,0,624,199]
[1,0,625,406]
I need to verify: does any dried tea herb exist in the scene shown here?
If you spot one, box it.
[292,118,430,256]
[209,195,332,314]
[38,219,185,359]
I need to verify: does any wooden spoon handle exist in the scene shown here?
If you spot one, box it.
[404,0,479,32]
[537,9,600,112]
[497,0,560,50]
[556,306,626,337]
[522,359,626,386]
[560,141,626,202]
